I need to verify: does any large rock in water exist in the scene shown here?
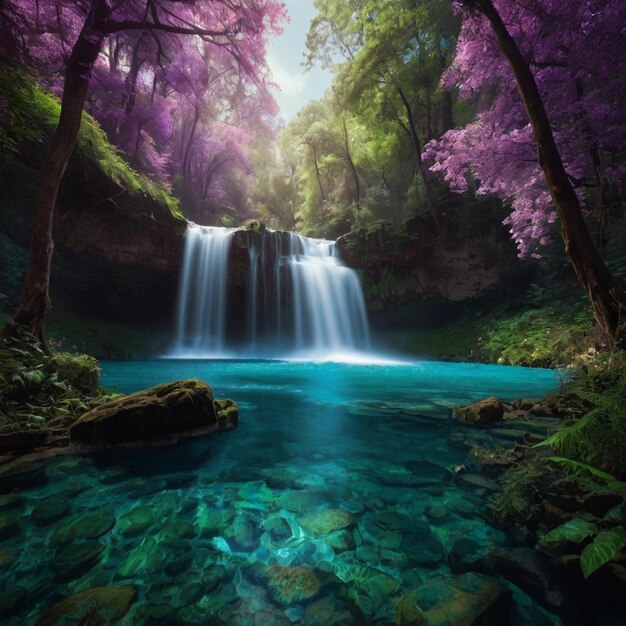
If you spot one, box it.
[70,379,238,447]
[452,397,504,425]
[396,573,511,626]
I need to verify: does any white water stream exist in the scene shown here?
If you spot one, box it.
[172,223,370,358]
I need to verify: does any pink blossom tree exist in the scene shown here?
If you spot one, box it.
[424,0,626,344]
[1,0,286,347]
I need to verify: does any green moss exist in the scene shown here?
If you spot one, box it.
[0,66,182,220]
[375,300,595,367]
[0,327,114,433]
[477,305,595,367]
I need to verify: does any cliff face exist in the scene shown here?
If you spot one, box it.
[337,216,523,312]
[0,148,185,343]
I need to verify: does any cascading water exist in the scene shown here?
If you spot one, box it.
[172,223,370,358]
[288,235,370,354]
[174,225,235,355]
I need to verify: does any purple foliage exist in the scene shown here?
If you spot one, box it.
[4,0,287,222]
[423,0,626,256]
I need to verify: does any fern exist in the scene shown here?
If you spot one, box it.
[548,457,626,498]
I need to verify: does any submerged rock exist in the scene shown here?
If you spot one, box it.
[251,564,323,607]
[480,547,573,618]
[453,397,504,425]
[36,585,137,626]
[70,379,238,447]
[54,542,106,581]
[302,595,364,626]
[396,572,511,626]
[298,509,355,536]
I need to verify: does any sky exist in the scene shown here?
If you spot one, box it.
[266,0,334,121]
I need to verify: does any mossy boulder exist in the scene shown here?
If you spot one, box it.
[69,379,238,447]
[452,397,504,425]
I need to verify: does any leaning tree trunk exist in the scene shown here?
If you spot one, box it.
[465,0,626,346]
[4,0,110,350]
[397,86,439,232]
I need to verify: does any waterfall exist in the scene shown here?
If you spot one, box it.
[172,223,370,358]
[287,234,370,355]
[174,224,235,355]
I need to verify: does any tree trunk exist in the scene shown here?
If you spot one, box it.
[309,142,325,202]
[182,105,200,179]
[466,0,626,345]
[342,117,360,210]
[440,51,454,132]
[397,86,439,231]
[4,0,110,349]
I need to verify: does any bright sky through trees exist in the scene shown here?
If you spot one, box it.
[266,0,333,120]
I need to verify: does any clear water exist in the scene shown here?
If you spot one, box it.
[0,360,564,624]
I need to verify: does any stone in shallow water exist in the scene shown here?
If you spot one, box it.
[118,505,161,536]
[165,554,194,578]
[134,603,174,623]
[401,524,445,567]
[0,547,17,569]
[195,508,233,536]
[263,516,292,543]
[0,493,22,511]
[36,585,137,626]
[298,509,355,536]
[250,564,323,607]
[202,564,230,592]
[278,491,326,513]
[343,565,401,619]
[52,509,116,543]
[156,520,196,543]
[54,542,106,581]
[377,469,438,488]
[453,397,504,425]
[447,495,480,517]
[396,573,511,626]
[326,529,356,554]
[448,538,487,574]
[70,379,238,446]
[404,460,450,481]
[0,508,21,540]
[31,493,71,526]
[264,471,304,490]
[375,510,412,532]
[426,505,449,520]
[302,595,364,626]
[226,514,261,551]
[0,587,27,618]
[457,473,500,494]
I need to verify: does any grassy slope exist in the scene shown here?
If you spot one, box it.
[376,301,595,368]
[0,66,182,219]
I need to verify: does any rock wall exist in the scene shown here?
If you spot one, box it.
[337,216,522,313]
[0,148,185,334]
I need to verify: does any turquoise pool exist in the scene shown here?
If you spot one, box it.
[0,359,564,624]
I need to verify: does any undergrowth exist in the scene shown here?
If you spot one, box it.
[0,327,119,434]
[537,351,626,480]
